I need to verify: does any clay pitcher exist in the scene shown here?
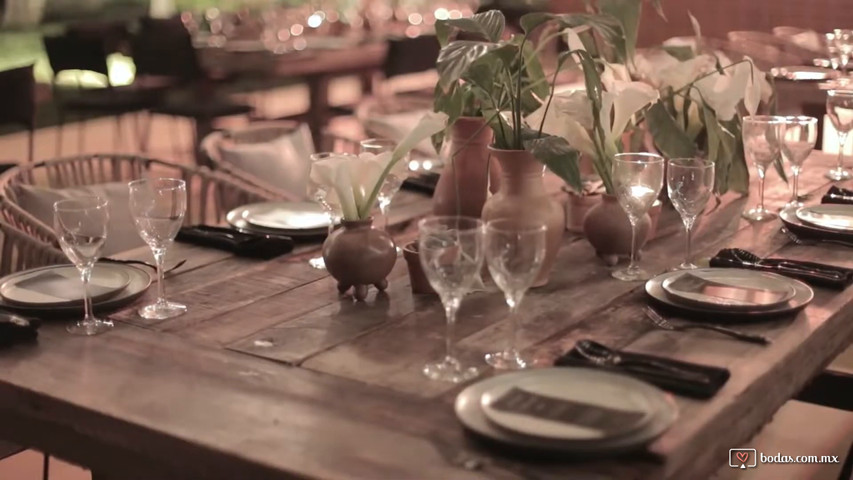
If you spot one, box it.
[582,194,651,266]
[432,117,501,217]
[322,218,396,301]
[482,148,566,287]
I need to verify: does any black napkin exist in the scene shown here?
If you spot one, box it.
[0,313,39,348]
[711,248,853,290]
[555,344,729,399]
[821,185,853,205]
[401,172,440,195]
[176,225,293,259]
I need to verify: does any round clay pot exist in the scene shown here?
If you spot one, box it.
[433,117,501,218]
[402,241,435,295]
[322,218,397,301]
[482,148,566,287]
[564,189,601,233]
[582,194,651,266]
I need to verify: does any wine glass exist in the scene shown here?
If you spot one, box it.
[360,138,405,230]
[827,32,842,71]
[781,116,818,209]
[667,158,714,270]
[307,152,353,269]
[742,115,785,221]
[483,219,546,370]
[833,29,853,79]
[54,197,113,335]
[128,178,188,320]
[826,90,853,181]
[418,216,484,382]
[612,153,664,282]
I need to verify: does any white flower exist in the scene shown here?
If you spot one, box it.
[693,57,765,120]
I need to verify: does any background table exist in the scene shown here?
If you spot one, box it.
[0,152,851,479]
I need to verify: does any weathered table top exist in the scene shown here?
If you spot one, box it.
[0,152,851,480]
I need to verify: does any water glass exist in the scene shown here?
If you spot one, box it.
[833,29,853,78]
[611,153,664,281]
[484,220,546,370]
[54,197,113,335]
[742,116,785,221]
[307,152,352,269]
[781,116,818,208]
[418,216,484,382]
[360,138,405,230]
[128,178,187,320]
[667,158,714,270]
[826,90,853,181]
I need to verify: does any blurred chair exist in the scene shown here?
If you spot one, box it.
[376,35,440,98]
[0,154,274,255]
[199,121,313,200]
[0,220,67,276]
[131,17,254,163]
[42,32,155,156]
[0,64,37,164]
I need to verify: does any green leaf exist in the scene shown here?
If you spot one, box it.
[719,118,750,194]
[650,0,667,20]
[662,45,694,61]
[436,41,498,89]
[520,12,558,35]
[526,135,583,191]
[520,38,549,101]
[702,104,728,194]
[436,10,506,46]
[646,102,699,158]
[597,0,642,62]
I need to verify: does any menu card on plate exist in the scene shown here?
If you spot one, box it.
[667,273,790,306]
[15,271,115,301]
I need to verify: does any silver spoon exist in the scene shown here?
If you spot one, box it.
[644,306,771,345]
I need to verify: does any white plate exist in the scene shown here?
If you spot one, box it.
[455,368,677,454]
[0,265,151,317]
[662,269,796,311]
[796,205,853,232]
[646,269,813,321]
[479,371,656,441]
[0,264,130,308]
[227,202,330,237]
[772,65,839,81]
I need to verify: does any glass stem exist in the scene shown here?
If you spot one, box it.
[153,248,167,305]
[757,171,767,211]
[506,298,520,353]
[684,221,693,266]
[81,266,93,322]
[443,296,461,363]
[627,218,639,272]
[839,133,848,171]
[791,168,800,202]
[380,203,390,231]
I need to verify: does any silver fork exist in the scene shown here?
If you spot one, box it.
[644,307,771,345]
[102,258,187,276]
[781,227,853,248]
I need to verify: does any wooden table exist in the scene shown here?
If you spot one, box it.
[0,152,851,479]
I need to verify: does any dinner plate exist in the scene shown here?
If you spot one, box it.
[0,264,131,308]
[661,269,796,311]
[0,265,151,318]
[646,269,813,321]
[455,368,677,454]
[771,66,839,81]
[227,202,330,237]
[479,371,656,441]
[796,205,853,232]
[779,206,853,240]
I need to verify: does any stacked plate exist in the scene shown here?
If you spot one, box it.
[0,263,151,316]
[226,202,332,238]
[646,268,813,321]
[781,205,853,241]
[454,368,677,454]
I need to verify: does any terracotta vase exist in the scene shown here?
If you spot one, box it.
[402,241,435,295]
[322,218,396,301]
[432,117,501,217]
[582,194,651,266]
[482,148,566,287]
[564,190,601,233]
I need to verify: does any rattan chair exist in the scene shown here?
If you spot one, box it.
[0,219,67,277]
[0,154,274,250]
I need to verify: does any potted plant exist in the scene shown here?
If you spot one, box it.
[433,9,631,285]
[309,112,447,301]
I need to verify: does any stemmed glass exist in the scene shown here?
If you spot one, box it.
[667,159,714,270]
[54,197,113,335]
[742,115,785,221]
[832,29,853,80]
[360,138,405,230]
[826,90,853,181]
[128,178,188,320]
[612,153,664,282]
[307,152,352,270]
[780,116,818,208]
[483,220,546,370]
[418,216,484,382]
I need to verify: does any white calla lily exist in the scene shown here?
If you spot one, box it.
[564,27,586,53]
[693,57,763,120]
[604,80,660,144]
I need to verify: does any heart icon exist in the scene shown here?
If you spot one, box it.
[736,451,749,464]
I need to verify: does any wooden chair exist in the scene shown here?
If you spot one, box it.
[0,219,67,277]
[0,154,275,250]
[0,64,37,164]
